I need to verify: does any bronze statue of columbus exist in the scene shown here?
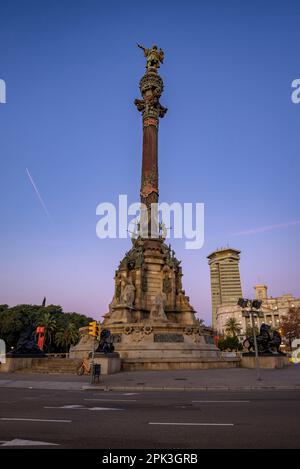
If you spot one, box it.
[137,43,164,72]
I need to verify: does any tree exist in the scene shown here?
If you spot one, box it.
[218,336,242,352]
[0,303,95,353]
[280,307,300,348]
[0,304,40,349]
[62,312,94,330]
[55,323,79,353]
[225,317,241,337]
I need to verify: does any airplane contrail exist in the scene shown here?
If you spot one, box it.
[26,168,51,220]
[230,220,300,236]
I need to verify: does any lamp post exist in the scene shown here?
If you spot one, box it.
[238,298,264,381]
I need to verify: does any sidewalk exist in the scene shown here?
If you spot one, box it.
[0,366,300,391]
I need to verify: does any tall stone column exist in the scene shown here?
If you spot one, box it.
[134,51,167,237]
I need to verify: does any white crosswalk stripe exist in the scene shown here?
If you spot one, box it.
[1,418,71,423]
[192,400,250,403]
[0,439,58,446]
[149,422,234,426]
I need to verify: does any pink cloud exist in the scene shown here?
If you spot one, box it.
[231,220,300,236]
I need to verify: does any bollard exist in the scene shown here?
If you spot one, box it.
[91,363,101,384]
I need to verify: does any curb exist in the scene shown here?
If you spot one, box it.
[81,385,300,392]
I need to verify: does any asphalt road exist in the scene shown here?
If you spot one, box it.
[0,388,299,448]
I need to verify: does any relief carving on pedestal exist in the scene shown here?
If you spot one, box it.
[131,326,144,342]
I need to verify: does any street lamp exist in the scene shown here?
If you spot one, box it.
[238,298,264,381]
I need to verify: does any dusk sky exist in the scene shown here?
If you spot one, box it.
[0,0,299,325]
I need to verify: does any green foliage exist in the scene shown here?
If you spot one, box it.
[218,335,242,351]
[55,322,79,353]
[224,317,241,337]
[0,303,95,353]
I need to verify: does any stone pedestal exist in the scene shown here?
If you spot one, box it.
[92,352,121,375]
[98,235,227,370]
[241,354,288,369]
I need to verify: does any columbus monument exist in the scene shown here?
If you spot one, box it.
[99,44,231,371]
[72,45,237,370]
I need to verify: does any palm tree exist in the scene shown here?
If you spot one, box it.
[225,317,241,337]
[55,323,79,353]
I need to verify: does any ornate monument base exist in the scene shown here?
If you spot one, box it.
[98,237,234,370]
[71,325,239,371]
[241,354,288,369]
[106,322,240,371]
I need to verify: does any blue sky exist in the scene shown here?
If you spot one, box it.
[0,0,299,324]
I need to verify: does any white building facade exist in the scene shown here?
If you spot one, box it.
[216,284,300,337]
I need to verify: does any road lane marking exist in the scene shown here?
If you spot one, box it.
[192,400,250,403]
[84,399,137,402]
[44,405,84,410]
[1,439,58,446]
[44,405,123,411]
[1,418,71,423]
[149,422,234,426]
[89,407,124,411]
[45,405,83,409]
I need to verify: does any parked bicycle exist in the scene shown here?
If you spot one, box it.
[76,359,91,376]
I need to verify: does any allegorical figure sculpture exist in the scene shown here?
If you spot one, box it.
[150,292,168,322]
[243,323,283,354]
[137,43,164,72]
[121,277,135,308]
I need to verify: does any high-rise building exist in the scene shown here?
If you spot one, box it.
[207,248,243,328]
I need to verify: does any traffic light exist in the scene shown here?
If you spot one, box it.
[88,321,100,338]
